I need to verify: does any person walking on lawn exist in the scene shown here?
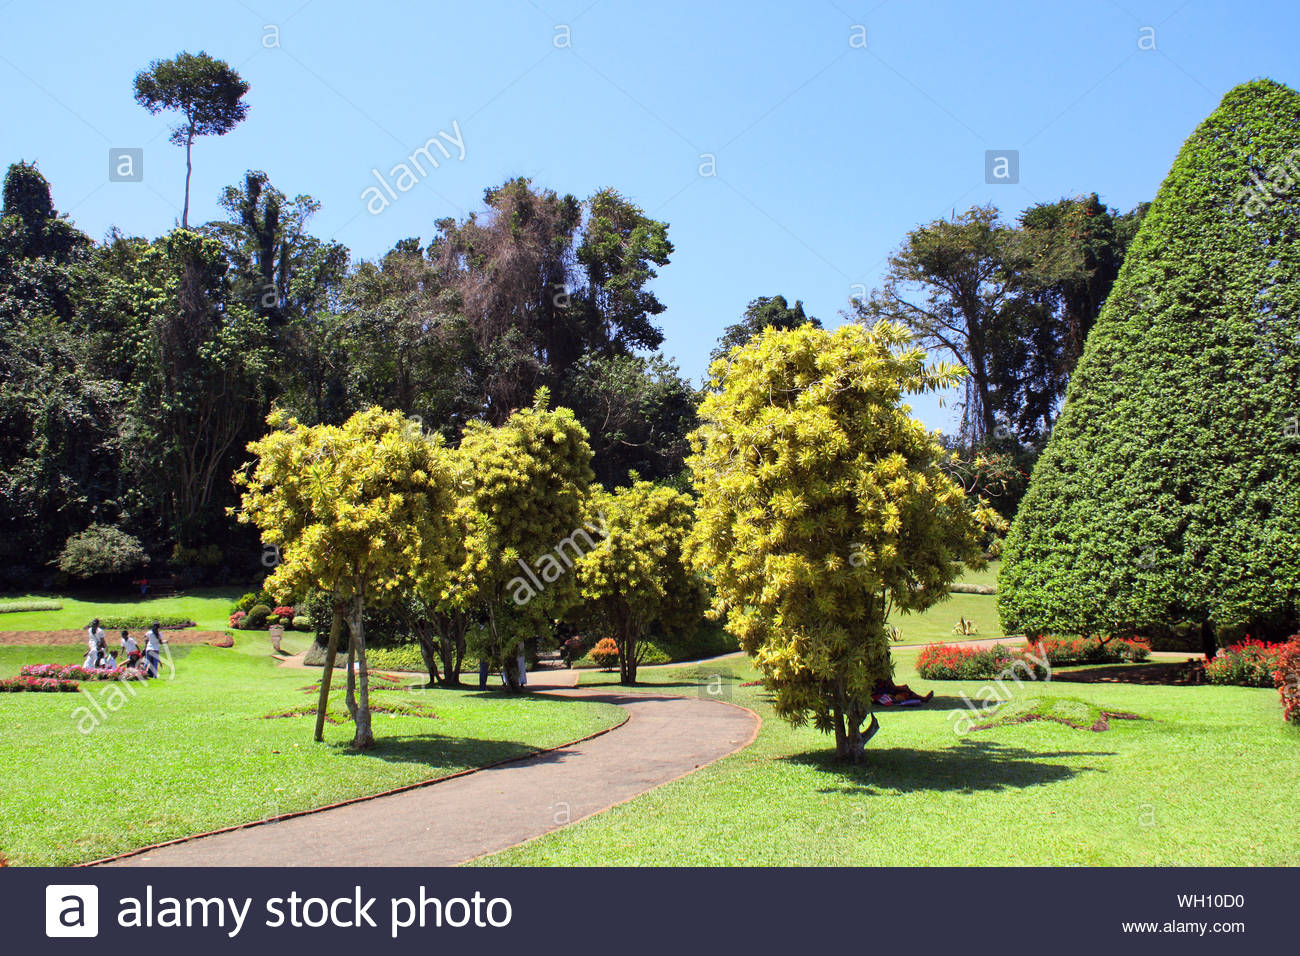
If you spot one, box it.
[85,619,107,668]
[144,622,164,677]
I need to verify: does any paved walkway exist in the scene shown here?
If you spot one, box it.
[104,670,759,867]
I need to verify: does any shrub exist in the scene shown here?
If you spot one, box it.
[19,664,146,682]
[952,617,979,636]
[1273,638,1300,725]
[56,524,149,579]
[948,583,996,595]
[0,599,63,613]
[229,611,248,629]
[291,615,310,630]
[273,606,295,627]
[230,592,260,615]
[245,604,272,630]
[1205,638,1284,688]
[97,615,195,630]
[0,676,79,692]
[365,646,427,672]
[1032,636,1149,666]
[590,637,620,669]
[917,642,1049,681]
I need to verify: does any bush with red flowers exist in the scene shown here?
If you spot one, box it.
[272,606,296,629]
[1205,638,1283,687]
[0,675,79,692]
[916,643,1048,681]
[1271,637,1300,724]
[1032,636,1150,666]
[590,637,620,670]
[229,610,248,629]
[19,664,144,682]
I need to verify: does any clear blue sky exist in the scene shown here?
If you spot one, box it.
[3,0,1297,429]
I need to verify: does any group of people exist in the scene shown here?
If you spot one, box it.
[83,618,165,677]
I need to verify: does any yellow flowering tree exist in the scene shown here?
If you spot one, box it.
[687,322,999,761]
[234,407,458,748]
[574,479,706,684]
[456,391,595,691]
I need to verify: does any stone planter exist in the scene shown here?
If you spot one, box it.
[268,624,285,653]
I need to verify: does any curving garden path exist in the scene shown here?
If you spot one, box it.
[100,668,759,867]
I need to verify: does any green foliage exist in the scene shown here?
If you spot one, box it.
[686,322,1000,760]
[95,615,194,629]
[56,524,149,579]
[573,479,706,683]
[245,603,272,630]
[710,294,820,364]
[1000,79,1300,646]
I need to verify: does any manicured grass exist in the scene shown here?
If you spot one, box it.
[480,644,1300,866]
[883,562,1005,646]
[0,636,622,865]
[0,588,243,632]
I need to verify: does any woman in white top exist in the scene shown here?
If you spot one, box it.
[143,623,163,678]
[86,619,106,668]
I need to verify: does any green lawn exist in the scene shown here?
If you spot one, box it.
[0,635,622,866]
[0,588,243,631]
[479,644,1300,866]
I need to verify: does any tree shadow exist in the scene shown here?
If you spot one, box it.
[783,739,1113,795]
[330,732,552,769]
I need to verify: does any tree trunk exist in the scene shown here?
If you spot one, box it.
[182,126,194,229]
[1201,619,1217,660]
[832,680,848,759]
[345,625,357,720]
[353,597,374,750]
[413,623,441,687]
[618,622,641,685]
[312,603,344,742]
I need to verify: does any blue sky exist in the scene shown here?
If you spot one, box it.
[3,0,1297,429]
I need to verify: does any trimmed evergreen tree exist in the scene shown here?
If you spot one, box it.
[998,79,1300,655]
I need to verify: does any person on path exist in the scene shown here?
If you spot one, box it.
[144,622,164,678]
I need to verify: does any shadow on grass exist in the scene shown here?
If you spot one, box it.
[784,739,1113,795]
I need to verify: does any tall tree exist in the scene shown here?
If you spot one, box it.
[456,391,595,691]
[687,323,998,761]
[999,79,1300,656]
[133,52,250,228]
[236,407,459,747]
[563,353,698,487]
[710,294,819,364]
[574,479,706,684]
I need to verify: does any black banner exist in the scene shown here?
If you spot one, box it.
[2,867,1285,953]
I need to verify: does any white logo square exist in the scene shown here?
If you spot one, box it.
[46,884,99,937]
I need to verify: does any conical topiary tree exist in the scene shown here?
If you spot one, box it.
[998,79,1300,656]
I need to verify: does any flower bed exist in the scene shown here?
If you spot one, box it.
[1205,638,1283,688]
[916,642,1047,681]
[1030,636,1150,666]
[19,664,146,682]
[0,675,79,692]
[1274,639,1300,725]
